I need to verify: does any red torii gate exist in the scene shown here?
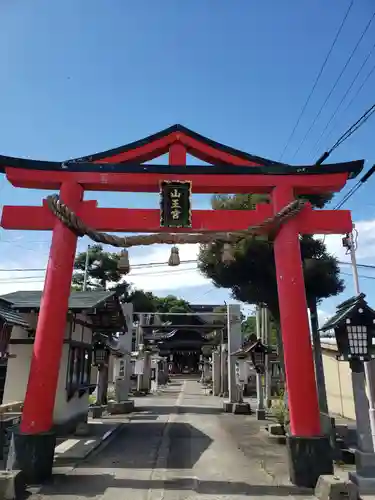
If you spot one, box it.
[0,125,363,486]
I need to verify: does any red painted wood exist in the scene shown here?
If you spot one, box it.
[96,131,259,165]
[169,142,187,165]
[97,133,175,163]
[296,209,352,234]
[1,203,352,234]
[178,132,260,165]
[5,167,349,194]
[272,186,321,437]
[20,182,83,434]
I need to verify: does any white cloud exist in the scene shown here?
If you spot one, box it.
[319,218,375,263]
[0,255,47,296]
[127,243,208,291]
[317,308,331,327]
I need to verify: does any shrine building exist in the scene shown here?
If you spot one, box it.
[142,304,225,374]
[0,290,126,433]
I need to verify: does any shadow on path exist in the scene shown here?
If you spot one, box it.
[137,405,223,415]
[78,421,212,469]
[33,475,313,497]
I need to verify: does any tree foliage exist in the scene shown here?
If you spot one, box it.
[72,245,192,320]
[241,315,278,345]
[72,244,122,291]
[198,193,344,322]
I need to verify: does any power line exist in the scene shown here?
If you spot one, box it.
[0,259,198,274]
[309,41,375,156]
[315,103,375,166]
[339,260,375,270]
[332,163,375,209]
[291,8,375,161]
[312,60,375,156]
[0,263,200,284]
[341,271,375,281]
[278,0,354,161]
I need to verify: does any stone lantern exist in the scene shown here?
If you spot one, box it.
[320,293,375,362]
[320,293,375,491]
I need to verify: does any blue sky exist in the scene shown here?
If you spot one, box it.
[0,0,375,321]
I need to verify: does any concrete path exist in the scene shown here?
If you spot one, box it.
[29,379,316,500]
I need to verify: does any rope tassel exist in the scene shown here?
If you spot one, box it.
[168,246,180,266]
[118,249,130,274]
[222,243,235,264]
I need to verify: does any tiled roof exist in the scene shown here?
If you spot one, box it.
[0,290,117,311]
[320,293,373,332]
[0,300,30,328]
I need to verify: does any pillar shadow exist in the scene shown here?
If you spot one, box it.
[83,422,212,469]
[136,406,223,415]
[31,475,313,497]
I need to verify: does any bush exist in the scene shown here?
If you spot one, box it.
[271,390,289,431]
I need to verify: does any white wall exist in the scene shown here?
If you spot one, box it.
[321,343,356,420]
[4,312,93,425]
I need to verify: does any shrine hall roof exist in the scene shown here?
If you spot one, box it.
[0,123,364,179]
[0,299,30,328]
[0,290,118,311]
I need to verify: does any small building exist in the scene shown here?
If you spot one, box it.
[0,289,127,433]
[0,299,31,403]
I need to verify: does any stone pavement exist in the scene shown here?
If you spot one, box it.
[28,379,318,500]
[54,418,124,465]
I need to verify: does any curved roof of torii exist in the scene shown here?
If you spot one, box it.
[0,123,364,178]
[72,124,284,166]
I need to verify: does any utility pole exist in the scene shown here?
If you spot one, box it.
[346,229,375,452]
[83,244,90,291]
[263,307,271,408]
[309,296,332,437]
[255,305,265,419]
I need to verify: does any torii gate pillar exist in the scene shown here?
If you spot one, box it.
[273,186,333,486]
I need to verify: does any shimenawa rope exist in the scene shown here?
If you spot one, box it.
[45,194,307,248]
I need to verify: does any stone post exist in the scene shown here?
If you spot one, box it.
[349,360,375,492]
[109,302,135,414]
[224,304,250,413]
[220,343,228,397]
[212,351,221,396]
[263,308,272,408]
[256,306,266,419]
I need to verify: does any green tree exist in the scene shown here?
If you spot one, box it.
[127,290,158,313]
[152,295,192,324]
[198,194,343,322]
[241,314,278,345]
[72,244,123,291]
[198,193,343,379]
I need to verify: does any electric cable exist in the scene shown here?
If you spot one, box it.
[315,104,375,166]
[331,163,375,209]
[339,260,375,270]
[0,259,198,273]
[0,263,200,284]
[309,41,375,156]
[341,271,375,281]
[291,8,375,161]
[278,0,354,161]
[312,61,375,156]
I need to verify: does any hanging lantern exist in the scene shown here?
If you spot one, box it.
[93,341,108,366]
[247,339,269,374]
[168,246,180,266]
[221,243,235,264]
[118,249,130,274]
